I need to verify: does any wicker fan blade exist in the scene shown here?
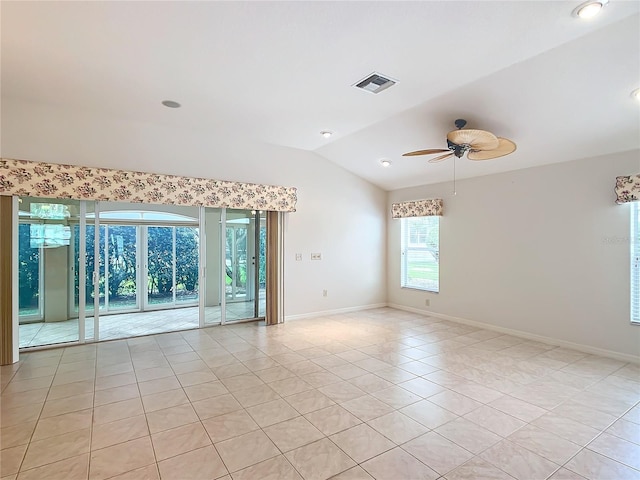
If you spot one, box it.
[402,148,450,157]
[467,138,517,161]
[447,129,499,151]
[428,152,454,163]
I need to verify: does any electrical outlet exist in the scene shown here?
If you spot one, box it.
[425,299,430,307]
[295,253,302,261]
[311,253,322,260]
[323,289,328,297]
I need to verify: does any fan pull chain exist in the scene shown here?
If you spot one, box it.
[453,156,457,196]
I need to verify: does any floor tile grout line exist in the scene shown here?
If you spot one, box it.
[12,350,64,476]
[4,311,639,480]
[552,398,640,477]
[86,357,98,480]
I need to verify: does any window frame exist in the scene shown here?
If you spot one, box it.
[631,203,639,325]
[400,216,440,293]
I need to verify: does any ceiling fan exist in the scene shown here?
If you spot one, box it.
[402,119,517,163]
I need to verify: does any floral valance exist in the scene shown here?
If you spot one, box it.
[391,198,443,218]
[0,158,297,212]
[615,174,640,205]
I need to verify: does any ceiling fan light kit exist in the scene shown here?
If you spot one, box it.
[403,119,517,163]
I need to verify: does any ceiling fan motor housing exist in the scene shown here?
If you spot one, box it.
[447,139,468,158]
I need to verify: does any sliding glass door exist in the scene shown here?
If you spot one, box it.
[18,197,81,348]
[226,220,249,302]
[225,210,266,322]
[71,202,97,342]
[258,213,267,318]
[17,200,266,349]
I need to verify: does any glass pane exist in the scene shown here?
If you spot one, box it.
[226,225,248,301]
[73,223,95,315]
[402,216,439,292]
[18,197,80,348]
[225,210,257,322]
[258,216,266,318]
[18,223,41,321]
[147,226,175,308]
[81,202,97,341]
[203,207,222,325]
[96,224,107,313]
[176,226,199,305]
[107,225,138,311]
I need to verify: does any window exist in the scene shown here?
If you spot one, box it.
[631,203,640,324]
[401,216,439,292]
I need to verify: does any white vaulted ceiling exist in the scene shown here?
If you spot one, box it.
[2,1,639,190]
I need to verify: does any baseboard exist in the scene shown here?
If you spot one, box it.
[284,303,388,322]
[388,303,640,364]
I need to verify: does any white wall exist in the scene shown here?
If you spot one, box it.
[389,150,640,358]
[2,98,388,318]
[283,162,387,317]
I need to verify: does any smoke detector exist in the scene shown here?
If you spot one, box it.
[353,72,397,94]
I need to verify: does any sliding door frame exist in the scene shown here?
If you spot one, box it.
[198,206,206,328]
[3,199,284,362]
[220,208,227,325]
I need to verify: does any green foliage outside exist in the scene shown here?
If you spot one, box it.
[225,225,266,290]
[18,224,40,310]
[19,222,265,313]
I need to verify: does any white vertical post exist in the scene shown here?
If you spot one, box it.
[78,201,86,343]
[94,202,100,341]
[277,212,285,324]
[141,226,148,311]
[220,208,226,325]
[172,227,177,305]
[198,206,205,328]
[68,226,75,320]
[103,224,109,312]
[136,225,142,311]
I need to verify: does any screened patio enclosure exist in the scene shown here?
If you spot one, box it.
[17,197,266,348]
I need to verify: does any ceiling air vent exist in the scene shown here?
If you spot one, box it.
[353,72,397,94]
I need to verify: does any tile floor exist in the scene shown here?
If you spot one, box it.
[19,301,264,348]
[1,307,639,480]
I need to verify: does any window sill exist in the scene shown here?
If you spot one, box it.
[401,286,439,294]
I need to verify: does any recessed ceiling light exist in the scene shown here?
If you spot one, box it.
[320,131,333,138]
[632,88,640,102]
[380,159,392,168]
[573,0,608,19]
[162,100,181,108]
